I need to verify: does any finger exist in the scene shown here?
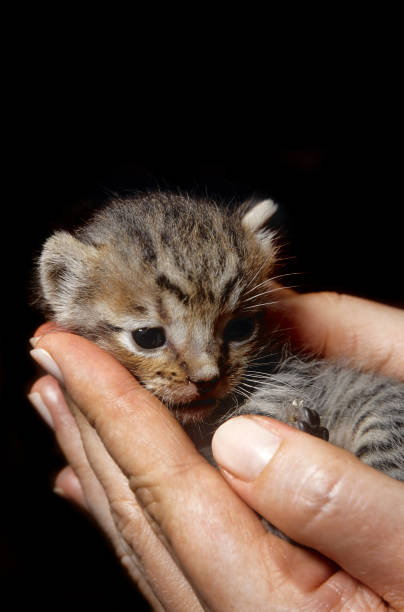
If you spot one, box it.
[212,415,404,609]
[28,386,91,510]
[54,466,89,509]
[30,332,360,610]
[31,321,65,341]
[29,374,201,611]
[29,376,121,538]
[66,393,202,612]
[272,292,404,380]
[29,372,156,598]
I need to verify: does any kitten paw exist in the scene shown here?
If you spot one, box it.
[288,400,329,441]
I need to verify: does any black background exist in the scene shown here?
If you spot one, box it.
[3,145,403,610]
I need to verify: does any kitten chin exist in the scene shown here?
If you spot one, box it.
[172,400,219,425]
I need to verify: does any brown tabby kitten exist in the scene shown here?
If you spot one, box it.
[37,192,404,482]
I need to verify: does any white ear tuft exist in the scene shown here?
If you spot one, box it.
[241,199,278,233]
[241,199,278,253]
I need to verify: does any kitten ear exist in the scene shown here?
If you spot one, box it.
[241,199,278,252]
[39,231,98,310]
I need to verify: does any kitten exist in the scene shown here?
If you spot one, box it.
[37,191,404,482]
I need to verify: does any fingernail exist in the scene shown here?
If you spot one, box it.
[53,487,66,498]
[212,417,281,481]
[30,348,64,385]
[28,391,54,428]
[29,336,41,347]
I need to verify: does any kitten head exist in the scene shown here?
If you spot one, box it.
[38,192,279,423]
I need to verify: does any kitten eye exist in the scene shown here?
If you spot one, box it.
[223,317,255,343]
[132,327,166,349]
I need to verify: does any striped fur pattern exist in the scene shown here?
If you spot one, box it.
[237,357,404,482]
[38,192,404,482]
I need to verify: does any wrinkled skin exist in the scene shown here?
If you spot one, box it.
[29,292,404,611]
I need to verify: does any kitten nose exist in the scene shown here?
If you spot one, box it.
[184,352,219,392]
[191,377,220,395]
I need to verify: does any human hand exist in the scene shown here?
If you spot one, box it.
[271,290,404,379]
[28,293,404,610]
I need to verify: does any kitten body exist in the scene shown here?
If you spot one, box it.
[38,192,404,483]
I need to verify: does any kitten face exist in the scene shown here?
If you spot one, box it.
[94,287,269,424]
[38,193,278,423]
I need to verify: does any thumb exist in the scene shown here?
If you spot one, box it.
[212,416,404,609]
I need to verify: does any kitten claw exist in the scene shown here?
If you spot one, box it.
[318,426,329,441]
[303,407,320,428]
[289,401,329,441]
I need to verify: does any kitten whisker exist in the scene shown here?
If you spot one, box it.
[244,300,279,310]
[234,386,253,400]
[243,374,273,381]
[247,352,279,361]
[242,373,308,395]
[245,360,278,369]
[243,260,268,293]
[242,284,298,304]
[242,277,272,297]
[244,271,301,298]
[238,381,259,392]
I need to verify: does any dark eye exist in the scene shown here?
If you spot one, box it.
[223,317,255,343]
[132,327,166,349]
